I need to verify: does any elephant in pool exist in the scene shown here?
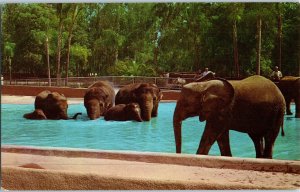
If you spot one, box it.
[104,103,143,122]
[274,76,300,118]
[173,75,285,159]
[24,90,82,120]
[84,81,115,120]
[23,109,47,120]
[115,83,163,121]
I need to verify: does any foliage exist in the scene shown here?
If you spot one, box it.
[108,59,157,76]
[1,3,299,79]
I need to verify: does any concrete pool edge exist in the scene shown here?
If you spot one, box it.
[2,145,300,174]
[1,166,273,190]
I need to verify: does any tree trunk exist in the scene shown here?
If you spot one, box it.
[8,57,11,85]
[193,28,201,71]
[256,16,262,75]
[233,20,240,78]
[153,31,159,69]
[56,4,64,86]
[56,22,63,86]
[65,35,71,86]
[45,36,51,86]
[277,14,282,71]
[65,5,79,86]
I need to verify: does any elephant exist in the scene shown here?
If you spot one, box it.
[115,83,163,121]
[104,103,143,122]
[173,75,286,159]
[25,90,82,120]
[275,76,300,118]
[23,109,47,120]
[84,80,115,120]
[194,71,215,82]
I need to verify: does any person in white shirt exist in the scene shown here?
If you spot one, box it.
[270,66,282,81]
[201,67,215,77]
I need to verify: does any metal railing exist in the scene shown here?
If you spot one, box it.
[2,76,196,90]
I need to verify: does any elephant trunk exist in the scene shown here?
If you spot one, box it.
[173,104,184,153]
[60,112,69,120]
[133,112,143,122]
[141,100,153,121]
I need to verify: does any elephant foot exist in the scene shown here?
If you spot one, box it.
[286,111,293,115]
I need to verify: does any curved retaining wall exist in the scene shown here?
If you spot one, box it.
[2,145,300,190]
[1,85,180,100]
[2,145,299,174]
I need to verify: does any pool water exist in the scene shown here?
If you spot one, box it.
[1,103,299,160]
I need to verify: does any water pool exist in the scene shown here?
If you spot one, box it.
[1,103,299,160]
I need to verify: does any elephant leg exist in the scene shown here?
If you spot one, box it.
[295,96,300,118]
[217,130,232,156]
[263,118,281,159]
[286,98,292,115]
[196,122,225,155]
[248,134,264,158]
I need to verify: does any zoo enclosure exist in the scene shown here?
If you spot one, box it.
[1,75,196,90]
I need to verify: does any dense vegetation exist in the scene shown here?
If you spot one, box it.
[1,3,299,82]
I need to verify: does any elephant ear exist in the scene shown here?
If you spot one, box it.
[199,79,234,122]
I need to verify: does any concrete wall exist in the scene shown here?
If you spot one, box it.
[1,85,180,100]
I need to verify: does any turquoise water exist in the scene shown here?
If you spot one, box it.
[1,103,299,160]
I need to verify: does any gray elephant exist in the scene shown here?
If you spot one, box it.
[173,75,285,159]
[84,81,115,120]
[24,90,82,120]
[275,76,300,118]
[104,103,143,122]
[115,83,162,121]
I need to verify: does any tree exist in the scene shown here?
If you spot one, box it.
[227,3,244,78]
[2,4,57,77]
[256,15,262,75]
[4,42,15,84]
[2,3,299,79]
[65,4,81,86]
[70,44,91,76]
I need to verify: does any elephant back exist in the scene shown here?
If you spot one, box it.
[84,81,115,106]
[115,83,141,104]
[34,90,52,109]
[232,75,284,104]
[277,76,300,97]
[34,90,69,119]
[115,83,160,104]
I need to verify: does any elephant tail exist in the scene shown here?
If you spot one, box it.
[71,113,82,120]
[281,118,285,136]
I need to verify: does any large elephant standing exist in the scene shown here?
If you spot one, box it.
[24,90,81,120]
[173,75,285,159]
[275,76,300,118]
[115,83,162,121]
[84,81,115,120]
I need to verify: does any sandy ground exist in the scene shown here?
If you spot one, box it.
[2,147,300,190]
[1,95,83,104]
[1,95,300,190]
